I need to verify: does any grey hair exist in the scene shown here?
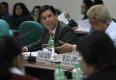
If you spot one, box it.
[87,5,112,22]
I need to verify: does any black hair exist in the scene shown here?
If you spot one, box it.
[32,5,41,15]
[78,31,116,69]
[39,5,56,19]
[83,0,104,10]
[0,1,8,8]
[12,2,30,17]
[0,36,21,79]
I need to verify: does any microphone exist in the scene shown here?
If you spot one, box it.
[27,52,36,63]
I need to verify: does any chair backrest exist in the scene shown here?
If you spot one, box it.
[18,21,43,47]
[0,19,13,36]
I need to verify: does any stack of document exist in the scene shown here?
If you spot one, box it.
[76,19,91,32]
[58,11,69,24]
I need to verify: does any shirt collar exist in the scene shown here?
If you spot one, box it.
[10,67,25,76]
[105,21,115,33]
[49,21,58,34]
[51,27,56,34]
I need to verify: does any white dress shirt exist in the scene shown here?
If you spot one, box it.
[10,67,25,76]
[105,21,116,46]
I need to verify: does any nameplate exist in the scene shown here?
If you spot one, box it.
[61,54,79,67]
[37,51,52,62]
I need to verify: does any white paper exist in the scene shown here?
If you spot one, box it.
[22,51,38,57]
[76,19,91,32]
[61,53,79,67]
[58,11,69,24]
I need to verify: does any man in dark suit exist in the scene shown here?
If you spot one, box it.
[23,5,77,52]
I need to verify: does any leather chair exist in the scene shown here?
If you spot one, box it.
[18,21,43,47]
[0,19,13,36]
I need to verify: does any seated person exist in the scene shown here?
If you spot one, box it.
[64,11,78,27]
[81,0,104,20]
[0,1,11,23]
[31,5,41,23]
[10,2,32,30]
[0,36,38,80]
[23,5,77,52]
[56,5,116,53]
[58,11,78,27]
[78,31,116,80]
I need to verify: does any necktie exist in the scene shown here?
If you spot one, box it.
[49,31,54,38]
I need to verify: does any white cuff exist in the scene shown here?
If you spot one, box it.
[23,46,28,51]
[72,45,77,52]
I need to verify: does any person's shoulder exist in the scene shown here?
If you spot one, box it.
[85,67,116,80]
[58,21,72,29]
[58,21,67,26]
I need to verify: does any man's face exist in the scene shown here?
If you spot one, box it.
[40,10,57,30]
[15,5,23,16]
[89,17,106,32]
[34,8,40,17]
[1,4,8,13]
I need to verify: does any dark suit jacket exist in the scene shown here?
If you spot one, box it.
[27,21,77,51]
[68,19,78,27]
[84,66,116,80]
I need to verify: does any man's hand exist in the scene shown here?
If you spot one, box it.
[55,43,74,53]
[22,47,28,52]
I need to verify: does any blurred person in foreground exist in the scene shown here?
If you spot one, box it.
[78,31,116,80]
[0,36,38,80]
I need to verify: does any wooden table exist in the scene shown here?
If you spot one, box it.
[24,61,72,80]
